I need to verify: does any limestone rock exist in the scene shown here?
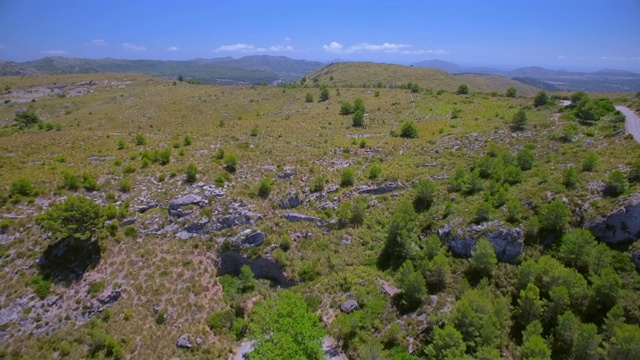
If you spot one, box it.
[279,195,302,209]
[357,182,405,195]
[283,212,323,224]
[241,231,265,247]
[632,250,640,270]
[169,194,207,211]
[340,300,358,313]
[587,192,640,244]
[176,334,193,349]
[437,221,523,263]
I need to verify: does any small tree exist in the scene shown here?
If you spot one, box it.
[339,101,354,115]
[511,108,527,131]
[319,85,329,102]
[582,152,598,172]
[224,154,237,173]
[506,87,517,98]
[456,84,469,95]
[413,180,436,212]
[353,98,365,113]
[540,199,570,236]
[305,93,314,103]
[562,167,578,189]
[36,195,103,242]
[534,90,549,107]
[177,75,184,82]
[134,133,146,146]
[516,148,535,170]
[396,260,426,310]
[468,238,497,278]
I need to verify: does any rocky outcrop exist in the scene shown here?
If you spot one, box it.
[632,250,640,270]
[283,212,323,225]
[587,192,640,244]
[168,194,207,211]
[437,221,524,263]
[357,182,405,195]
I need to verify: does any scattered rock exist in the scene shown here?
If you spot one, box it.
[168,194,207,211]
[279,195,302,209]
[587,191,640,244]
[215,252,296,287]
[96,289,121,306]
[176,334,193,349]
[357,182,405,195]
[583,139,595,147]
[153,306,160,314]
[340,300,358,313]
[277,171,296,179]
[46,295,60,307]
[133,198,159,213]
[341,236,351,245]
[119,217,136,227]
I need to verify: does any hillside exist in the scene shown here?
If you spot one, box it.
[309,62,541,96]
[0,72,639,359]
[0,56,325,85]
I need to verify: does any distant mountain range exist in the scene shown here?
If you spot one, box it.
[0,56,325,85]
[2,55,640,92]
[412,60,640,92]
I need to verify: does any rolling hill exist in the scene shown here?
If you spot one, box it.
[309,62,542,96]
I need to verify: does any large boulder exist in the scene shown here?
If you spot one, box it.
[437,221,524,263]
[587,192,640,244]
[340,300,358,313]
[283,212,323,224]
[176,334,193,349]
[241,231,265,247]
[279,195,302,209]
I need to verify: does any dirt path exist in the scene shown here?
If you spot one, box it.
[616,106,640,142]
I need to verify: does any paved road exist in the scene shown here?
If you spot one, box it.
[616,106,640,142]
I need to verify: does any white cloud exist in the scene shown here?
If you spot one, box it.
[0,44,7,49]
[558,55,566,59]
[168,46,179,51]
[400,49,449,55]
[322,41,440,55]
[90,39,107,46]
[322,42,344,53]
[42,50,68,55]
[215,43,294,53]
[351,42,410,52]
[122,43,146,51]
[285,37,291,42]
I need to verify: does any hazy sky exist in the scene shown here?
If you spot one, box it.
[1,0,639,71]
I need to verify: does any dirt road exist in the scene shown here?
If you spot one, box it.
[617,106,640,142]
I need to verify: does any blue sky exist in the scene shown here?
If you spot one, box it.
[1,0,639,71]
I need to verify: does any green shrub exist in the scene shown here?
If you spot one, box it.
[305,93,314,103]
[456,84,469,95]
[183,135,192,146]
[534,90,549,107]
[352,110,364,127]
[339,101,354,115]
[257,178,273,199]
[88,281,106,296]
[207,309,236,333]
[224,154,237,173]
[340,168,355,187]
[311,175,326,193]
[123,226,138,238]
[605,170,628,197]
[30,275,51,299]
[119,178,131,193]
[400,121,418,138]
[562,167,578,189]
[60,171,81,191]
[117,139,125,150]
[10,178,37,197]
[215,148,225,160]
[134,133,146,146]
[473,202,492,223]
[413,180,436,212]
[82,172,100,192]
[506,87,517,98]
[250,126,258,137]
[36,195,103,242]
[582,152,598,172]
[511,108,527,130]
[368,164,381,179]
[280,234,292,251]
[185,163,198,184]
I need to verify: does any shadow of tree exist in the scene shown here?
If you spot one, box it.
[37,238,101,284]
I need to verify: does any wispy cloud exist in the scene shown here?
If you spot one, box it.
[90,39,107,46]
[0,44,7,49]
[168,46,179,51]
[122,43,146,51]
[322,41,435,54]
[215,43,293,53]
[42,49,68,55]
